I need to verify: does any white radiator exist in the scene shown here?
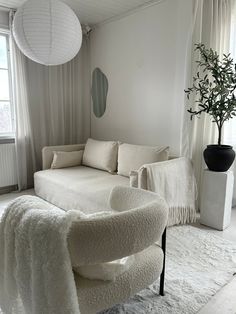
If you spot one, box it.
[0,143,18,188]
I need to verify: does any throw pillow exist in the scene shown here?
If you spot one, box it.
[118,143,169,177]
[51,150,83,169]
[74,256,135,281]
[82,138,118,173]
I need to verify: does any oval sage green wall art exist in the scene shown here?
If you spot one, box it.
[91,68,108,118]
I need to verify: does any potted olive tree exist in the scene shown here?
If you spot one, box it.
[185,43,236,172]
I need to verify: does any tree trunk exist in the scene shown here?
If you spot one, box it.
[218,125,222,145]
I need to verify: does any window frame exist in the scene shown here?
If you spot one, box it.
[0,28,15,141]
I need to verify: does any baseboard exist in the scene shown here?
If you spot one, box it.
[0,185,18,195]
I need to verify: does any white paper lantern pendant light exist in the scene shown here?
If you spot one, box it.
[13,0,82,66]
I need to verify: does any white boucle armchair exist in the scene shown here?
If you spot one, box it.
[69,186,168,314]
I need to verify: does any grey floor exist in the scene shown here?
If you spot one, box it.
[0,190,236,313]
[195,209,236,314]
[0,189,35,216]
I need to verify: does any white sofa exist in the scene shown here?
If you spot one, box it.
[34,139,197,226]
[34,139,196,225]
[34,140,170,214]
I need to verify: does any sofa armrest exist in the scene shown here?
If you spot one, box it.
[42,144,85,170]
[129,157,180,189]
[130,157,182,190]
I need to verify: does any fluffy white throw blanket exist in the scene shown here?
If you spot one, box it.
[0,196,80,314]
[142,157,197,226]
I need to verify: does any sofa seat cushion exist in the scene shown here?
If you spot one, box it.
[34,166,129,214]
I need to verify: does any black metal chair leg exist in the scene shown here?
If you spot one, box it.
[159,228,166,296]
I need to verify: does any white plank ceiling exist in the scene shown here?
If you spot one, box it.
[0,0,159,26]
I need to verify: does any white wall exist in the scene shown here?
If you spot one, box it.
[90,0,192,156]
[0,9,9,29]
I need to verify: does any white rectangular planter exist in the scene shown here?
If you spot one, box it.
[200,170,234,230]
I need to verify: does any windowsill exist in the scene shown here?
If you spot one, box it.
[0,136,15,144]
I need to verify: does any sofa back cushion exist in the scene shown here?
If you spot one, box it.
[82,138,118,173]
[117,143,169,177]
[51,150,84,169]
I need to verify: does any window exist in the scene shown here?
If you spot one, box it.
[0,31,14,137]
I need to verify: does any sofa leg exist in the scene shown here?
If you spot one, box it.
[159,228,166,296]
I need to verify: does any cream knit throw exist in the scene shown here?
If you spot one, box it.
[141,157,197,226]
[0,196,81,314]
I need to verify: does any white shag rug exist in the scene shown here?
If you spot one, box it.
[100,225,236,314]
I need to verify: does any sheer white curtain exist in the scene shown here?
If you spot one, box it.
[223,1,236,205]
[10,10,90,189]
[24,38,91,171]
[182,0,232,205]
[10,10,36,190]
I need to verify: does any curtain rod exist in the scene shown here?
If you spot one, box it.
[0,4,15,11]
